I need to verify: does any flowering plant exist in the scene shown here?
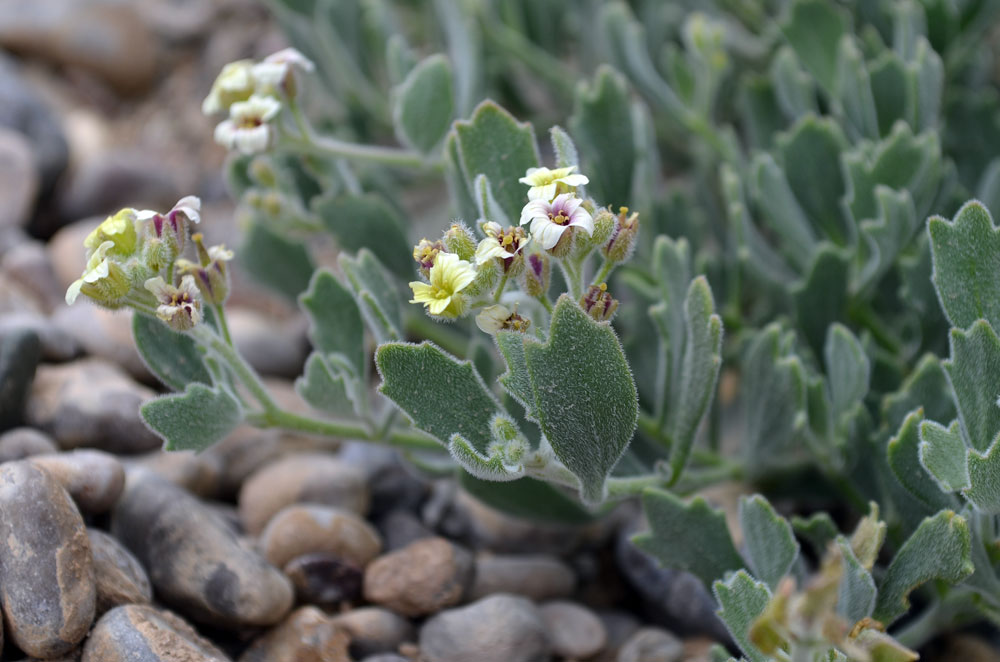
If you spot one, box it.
[65,1,1000,659]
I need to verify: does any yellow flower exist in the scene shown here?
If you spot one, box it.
[519,165,589,202]
[84,208,138,257]
[65,240,130,306]
[409,253,476,318]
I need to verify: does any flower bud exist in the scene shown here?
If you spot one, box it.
[475,304,531,335]
[590,208,617,247]
[176,234,234,305]
[579,282,619,322]
[602,207,640,264]
[248,157,279,188]
[464,258,499,297]
[65,240,131,308]
[139,196,202,268]
[442,222,477,262]
[412,238,445,279]
[519,252,551,298]
[202,60,255,115]
[84,208,139,258]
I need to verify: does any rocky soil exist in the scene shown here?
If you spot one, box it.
[0,1,995,661]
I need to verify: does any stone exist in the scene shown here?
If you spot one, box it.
[238,453,370,535]
[469,553,576,602]
[593,610,641,662]
[87,528,153,615]
[0,0,159,93]
[130,449,222,498]
[339,441,430,517]
[59,149,180,222]
[0,128,37,229]
[540,601,607,659]
[359,656,409,662]
[238,606,351,662]
[0,53,67,193]
[112,471,294,627]
[283,553,363,606]
[138,0,220,41]
[419,594,551,662]
[29,449,125,513]
[200,426,286,499]
[260,504,383,569]
[51,304,151,382]
[0,461,95,658]
[227,307,309,378]
[48,217,98,291]
[0,239,65,312]
[376,508,434,551]
[0,326,40,431]
[331,607,414,659]
[82,604,231,662]
[363,537,474,617]
[25,358,162,454]
[0,426,58,461]
[616,627,684,662]
[0,310,80,361]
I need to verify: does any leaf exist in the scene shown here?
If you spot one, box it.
[549,125,579,169]
[299,269,365,376]
[824,323,870,421]
[569,65,635,207]
[750,153,817,271]
[495,331,536,420]
[868,52,908,137]
[141,383,242,452]
[473,174,511,228]
[634,489,744,589]
[522,296,638,504]
[239,221,315,301]
[443,132,478,222]
[944,320,1000,452]
[393,54,454,154]
[649,236,692,430]
[836,537,877,623]
[792,512,839,557]
[929,200,1000,331]
[340,249,403,344]
[713,570,772,662]
[453,100,539,224]
[770,46,818,121]
[448,434,523,482]
[793,246,849,358]
[888,410,957,510]
[739,495,800,590]
[780,0,850,93]
[313,193,412,277]
[834,36,879,140]
[132,313,211,391]
[458,473,596,525]
[965,438,1000,513]
[295,352,359,419]
[855,186,918,292]
[873,510,974,625]
[882,353,956,433]
[919,419,970,492]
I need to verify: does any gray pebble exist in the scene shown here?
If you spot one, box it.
[419,594,551,662]
[0,128,37,230]
[87,528,153,615]
[470,554,576,601]
[0,326,40,431]
[360,656,410,662]
[0,461,95,658]
[25,359,162,454]
[238,453,370,535]
[0,239,64,312]
[129,449,222,497]
[363,537,474,617]
[237,606,350,662]
[616,627,684,662]
[259,504,382,569]
[112,471,293,627]
[82,604,231,662]
[540,601,607,659]
[0,310,80,361]
[0,426,58,462]
[30,449,125,513]
[332,607,414,658]
[376,508,434,551]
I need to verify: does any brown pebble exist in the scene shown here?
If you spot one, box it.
[29,449,125,513]
[82,604,230,661]
[363,537,473,617]
[0,426,58,462]
[259,504,382,569]
[540,600,607,659]
[331,607,415,658]
[87,528,153,615]
[238,606,351,662]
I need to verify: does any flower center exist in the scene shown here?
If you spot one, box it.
[548,209,571,225]
[237,116,264,130]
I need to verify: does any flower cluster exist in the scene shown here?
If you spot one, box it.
[66,197,233,333]
[408,163,639,331]
[203,48,315,155]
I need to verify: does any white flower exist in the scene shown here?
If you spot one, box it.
[252,48,315,92]
[519,166,589,202]
[474,222,530,265]
[519,193,594,250]
[144,275,203,332]
[214,96,282,155]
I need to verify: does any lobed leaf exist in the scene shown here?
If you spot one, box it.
[739,495,800,590]
[965,439,1000,513]
[919,419,970,492]
[943,320,1000,452]
[239,221,315,301]
[340,249,403,344]
[836,537,877,623]
[780,0,850,94]
[713,570,772,662]
[824,323,870,421]
[473,174,511,228]
[132,313,211,392]
[888,410,957,510]
[295,352,360,420]
[141,383,242,452]
[299,269,365,376]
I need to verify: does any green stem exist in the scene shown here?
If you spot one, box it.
[193,325,280,413]
[560,260,583,300]
[537,295,554,314]
[247,408,442,452]
[287,134,430,170]
[494,270,511,303]
[591,259,616,287]
[212,304,233,346]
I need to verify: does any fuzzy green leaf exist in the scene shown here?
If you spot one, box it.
[836,537,877,623]
[393,54,453,154]
[770,46,818,121]
[929,200,1000,331]
[141,383,242,452]
[919,419,970,492]
[882,354,956,433]
[453,100,539,223]
[340,249,402,344]
[549,125,579,169]
[739,495,800,590]
[295,352,359,420]
[473,174,511,228]
[570,65,634,207]
[750,153,817,271]
[523,296,638,504]
[873,510,974,625]
[650,236,692,431]
[239,221,315,301]
[824,323,870,421]
[495,331,536,420]
[132,313,211,392]
[834,37,879,140]
[792,512,839,557]
[458,473,596,525]
[965,439,1000,513]
[376,341,504,453]
[448,433,523,482]
[443,132,478,222]
[781,0,850,93]
[300,269,365,376]
[634,489,744,589]
[944,320,1000,452]
[889,410,957,510]
[314,194,411,277]
[793,246,849,358]
[856,187,918,292]
[868,52,908,136]
[713,570,771,662]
